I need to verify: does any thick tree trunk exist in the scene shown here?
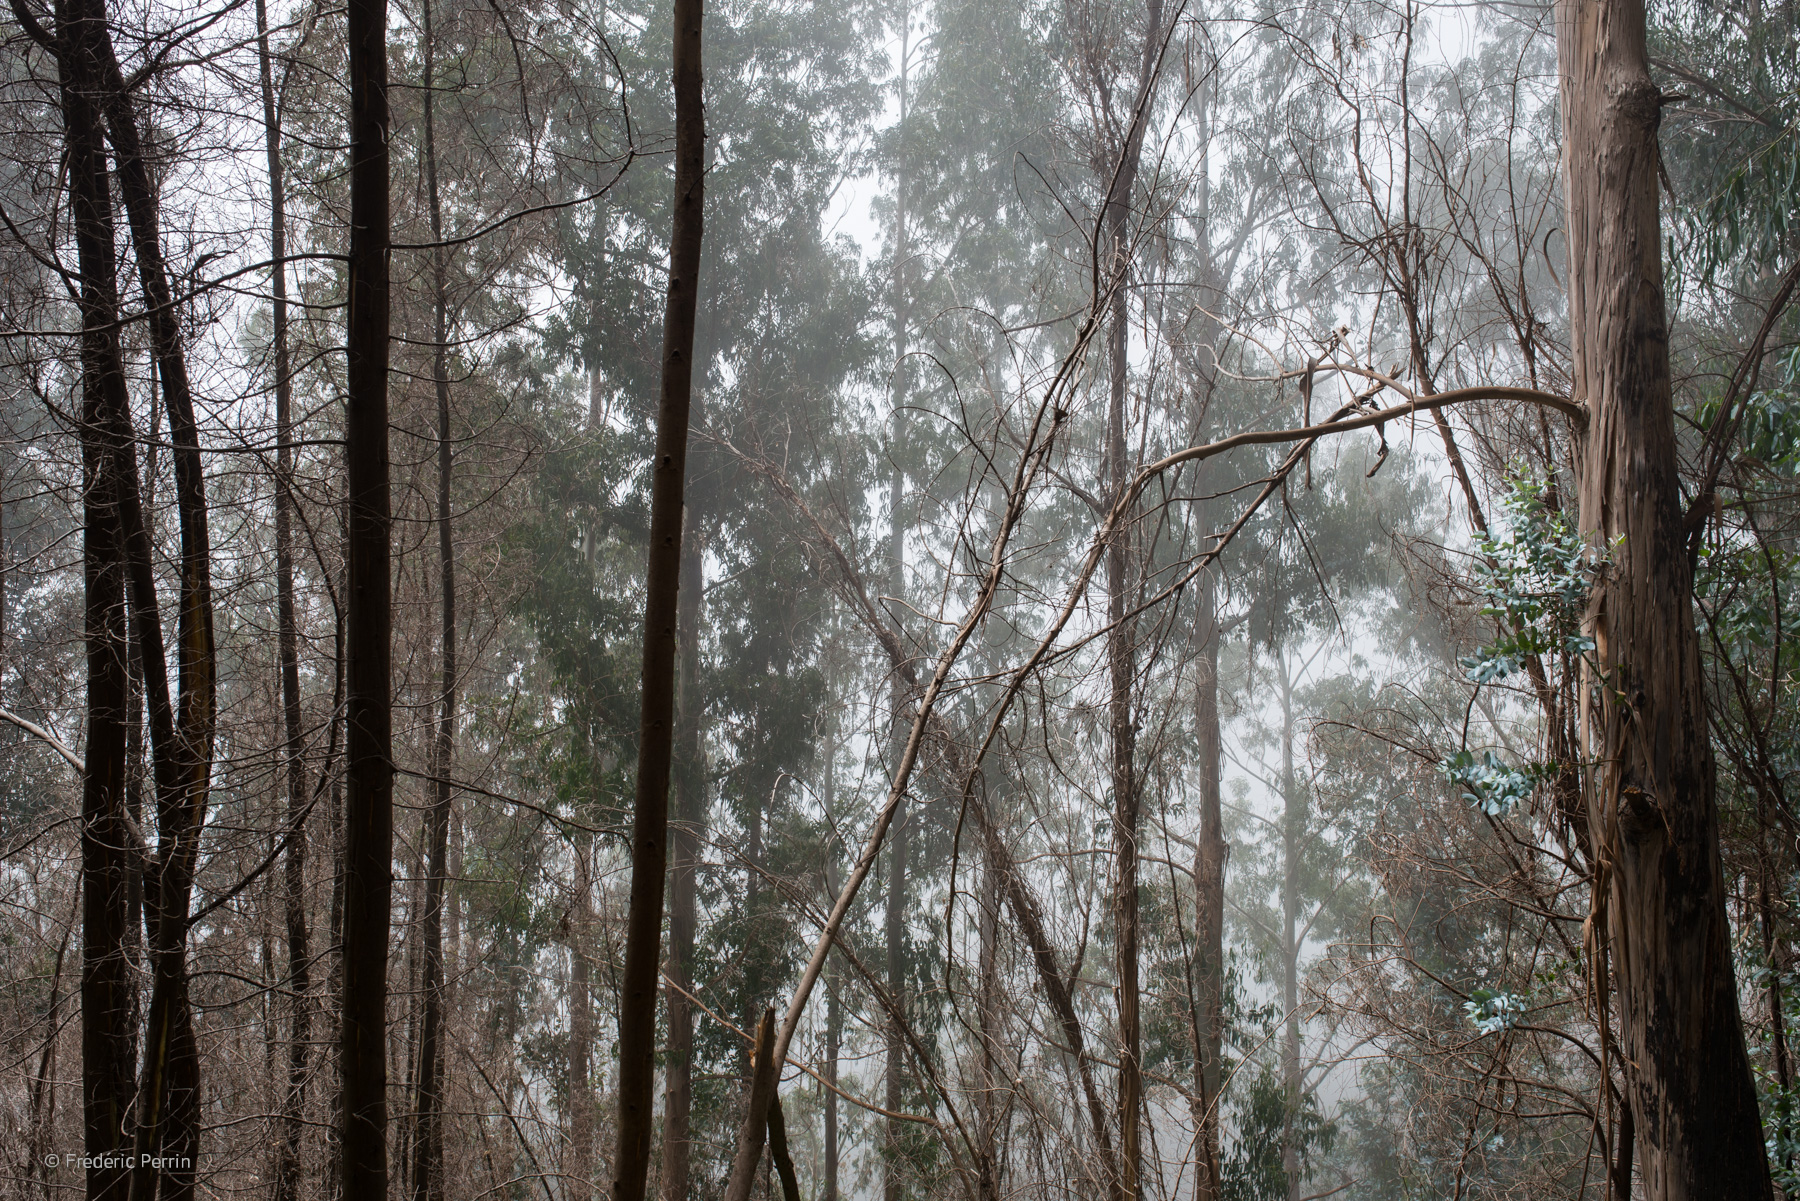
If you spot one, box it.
[337,0,394,1187]
[77,11,220,1199]
[255,7,310,1200]
[1191,575,1225,1201]
[659,526,706,1201]
[410,5,455,1197]
[49,2,139,1187]
[610,0,704,1191]
[1558,0,1772,1195]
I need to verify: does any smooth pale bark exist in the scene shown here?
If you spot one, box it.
[1557,0,1771,1195]
[659,527,706,1201]
[337,0,394,1186]
[610,0,704,1190]
[410,2,455,1195]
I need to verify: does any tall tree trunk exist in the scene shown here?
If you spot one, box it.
[337,0,395,1186]
[610,0,705,1190]
[43,0,140,1186]
[884,11,911,1199]
[1095,8,1161,1194]
[1191,571,1225,1201]
[821,720,842,1201]
[567,838,595,1201]
[1558,0,1772,1195]
[1278,655,1301,1201]
[256,5,311,1198]
[82,11,218,1198]
[411,0,456,1190]
[659,524,706,1201]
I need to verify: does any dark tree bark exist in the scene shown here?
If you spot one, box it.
[722,1010,781,1201]
[21,2,223,1196]
[1558,0,1772,1195]
[659,525,706,1201]
[610,0,705,1191]
[410,1,455,1196]
[255,3,310,1199]
[337,0,394,1187]
[41,0,140,1186]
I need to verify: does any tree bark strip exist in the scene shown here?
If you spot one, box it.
[410,2,455,1196]
[610,0,704,1191]
[337,0,394,1187]
[1558,0,1772,1195]
[659,523,706,1201]
[44,0,140,1186]
[255,2,311,1197]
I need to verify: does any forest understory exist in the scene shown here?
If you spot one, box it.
[2,0,1799,1197]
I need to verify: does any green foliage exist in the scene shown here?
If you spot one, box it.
[1222,1064,1337,1201]
[1463,988,1525,1035]
[1459,472,1597,685]
[1440,751,1552,818]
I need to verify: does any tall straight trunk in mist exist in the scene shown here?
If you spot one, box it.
[1095,8,1160,1194]
[337,0,394,1186]
[883,12,911,1199]
[821,724,842,1201]
[1191,572,1225,1201]
[1557,0,1770,1194]
[411,1,456,1193]
[1277,655,1301,1201]
[659,529,706,1201]
[610,0,705,1192]
[567,838,595,1201]
[256,3,310,1198]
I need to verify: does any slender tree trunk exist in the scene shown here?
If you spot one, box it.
[337,0,395,1185]
[1095,9,1161,1193]
[821,724,842,1201]
[660,524,706,1201]
[411,5,455,1198]
[46,2,139,1187]
[567,838,595,1201]
[1558,0,1772,1195]
[723,1010,780,1201]
[610,0,705,1190]
[1191,572,1225,1201]
[257,6,310,1198]
[976,778,1002,1201]
[1104,199,1142,1201]
[884,13,911,1199]
[1278,655,1302,1201]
